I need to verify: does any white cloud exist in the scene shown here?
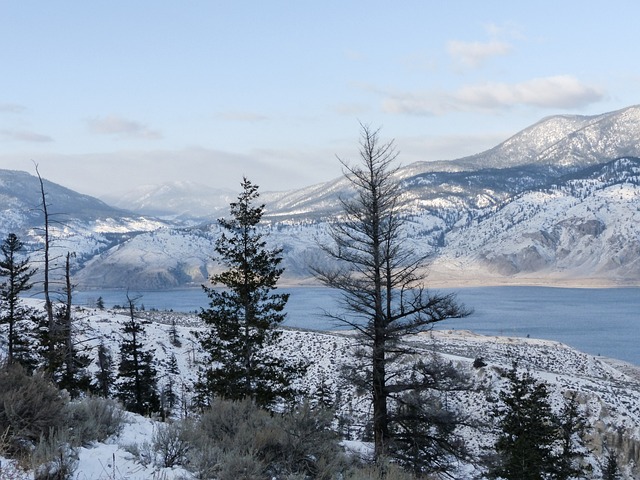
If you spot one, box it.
[455,75,604,109]
[382,75,604,115]
[447,38,512,68]
[87,115,162,140]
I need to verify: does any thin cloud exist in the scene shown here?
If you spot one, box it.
[87,115,162,140]
[333,102,370,116]
[382,75,604,115]
[218,111,268,122]
[0,103,27,114]
[447,38,512,68]
[0,129,53,143]
[455,75,604,109]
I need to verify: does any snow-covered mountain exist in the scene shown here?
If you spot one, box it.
[103,181,236,221]
[2,105,640,289]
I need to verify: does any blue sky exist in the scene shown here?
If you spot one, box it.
[0,1,637,198]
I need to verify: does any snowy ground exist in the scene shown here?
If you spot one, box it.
[3,302,640,479]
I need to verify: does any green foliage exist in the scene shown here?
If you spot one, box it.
[602,447,622,480]
[115,299,160,415]
[493,365,557,479]
[176,398,347,479]
[195,177,303,408]
[0,363,67,456]
[0,233,41,371]
[554,392,589,479]
[492,364,587,480]
[93,341,114,397]
[389,356,473,476]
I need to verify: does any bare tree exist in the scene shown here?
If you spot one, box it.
[35,165,55,347]
[313,124,470,460]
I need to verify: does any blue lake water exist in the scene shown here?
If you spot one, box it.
[74,286,640,366]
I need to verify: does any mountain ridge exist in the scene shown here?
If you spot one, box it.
[1,105,640,289]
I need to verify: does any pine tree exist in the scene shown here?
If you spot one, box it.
[0,233,41,370]
[602,447,622,480]
[554,392,588,479]
[493,364,558,480]
[312,124,469,459]
[116,296,160,415]
[95,341,114,397]
[161,353,180,417]
[195,177,303,408]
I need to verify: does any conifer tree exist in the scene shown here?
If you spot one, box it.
[0,233,41,370]
[161,353,180,418]
[195,177,302,408]
[602,447,622,480]
[554,391,588,479]
[116,295,160,415]
[312,124,469,459]
[95,341,114,398]
[493,364,558,480]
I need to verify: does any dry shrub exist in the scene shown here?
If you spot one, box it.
[66,395,125,446]
[0,363,67,455]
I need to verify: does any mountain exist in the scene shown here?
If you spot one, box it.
[0,169,168,277]
[2,105,640,289]
[103,181,236,221]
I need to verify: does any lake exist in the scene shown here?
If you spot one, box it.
[74,286,640,366]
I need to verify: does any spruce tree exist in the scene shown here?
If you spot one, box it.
[493,364,558,480]
[195,177,302,408]
[602,447,622,480]
[0,233,41,370]
[116,296,160,415]
[554,392,588,479]
[95,341,114,398]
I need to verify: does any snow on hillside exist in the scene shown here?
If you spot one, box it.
[5,299,638,478]
[437,158,640,282]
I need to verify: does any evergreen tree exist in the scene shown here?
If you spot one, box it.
[389,356,474,476]
[602,447,621,480]
[0,233,41,370]
[492,364,558,480]
[195,177,303,408]
[554,392,588,479]
[116,296,160,415]
[96,296,105,310]
[95,341,114,398]
[169,318,181,347]
[161,353,180,417]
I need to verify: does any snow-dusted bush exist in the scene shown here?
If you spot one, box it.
[66,395,125,445]
[30,428,77,480]
[151,420,190,468]
[0,363,67,455]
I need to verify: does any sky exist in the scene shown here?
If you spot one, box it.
[0,1,638,199]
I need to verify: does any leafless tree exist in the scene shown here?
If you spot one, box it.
[313,124,470,460]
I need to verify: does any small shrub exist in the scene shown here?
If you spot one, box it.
[152,421,191,468]
[0,364,67,455]
[345,459,417,480]
[30,428,78,480]
[217,451,264,480]
[66,396,125,446]
[122,440,154,467]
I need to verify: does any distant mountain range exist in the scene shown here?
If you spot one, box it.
[2,105,640,289]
